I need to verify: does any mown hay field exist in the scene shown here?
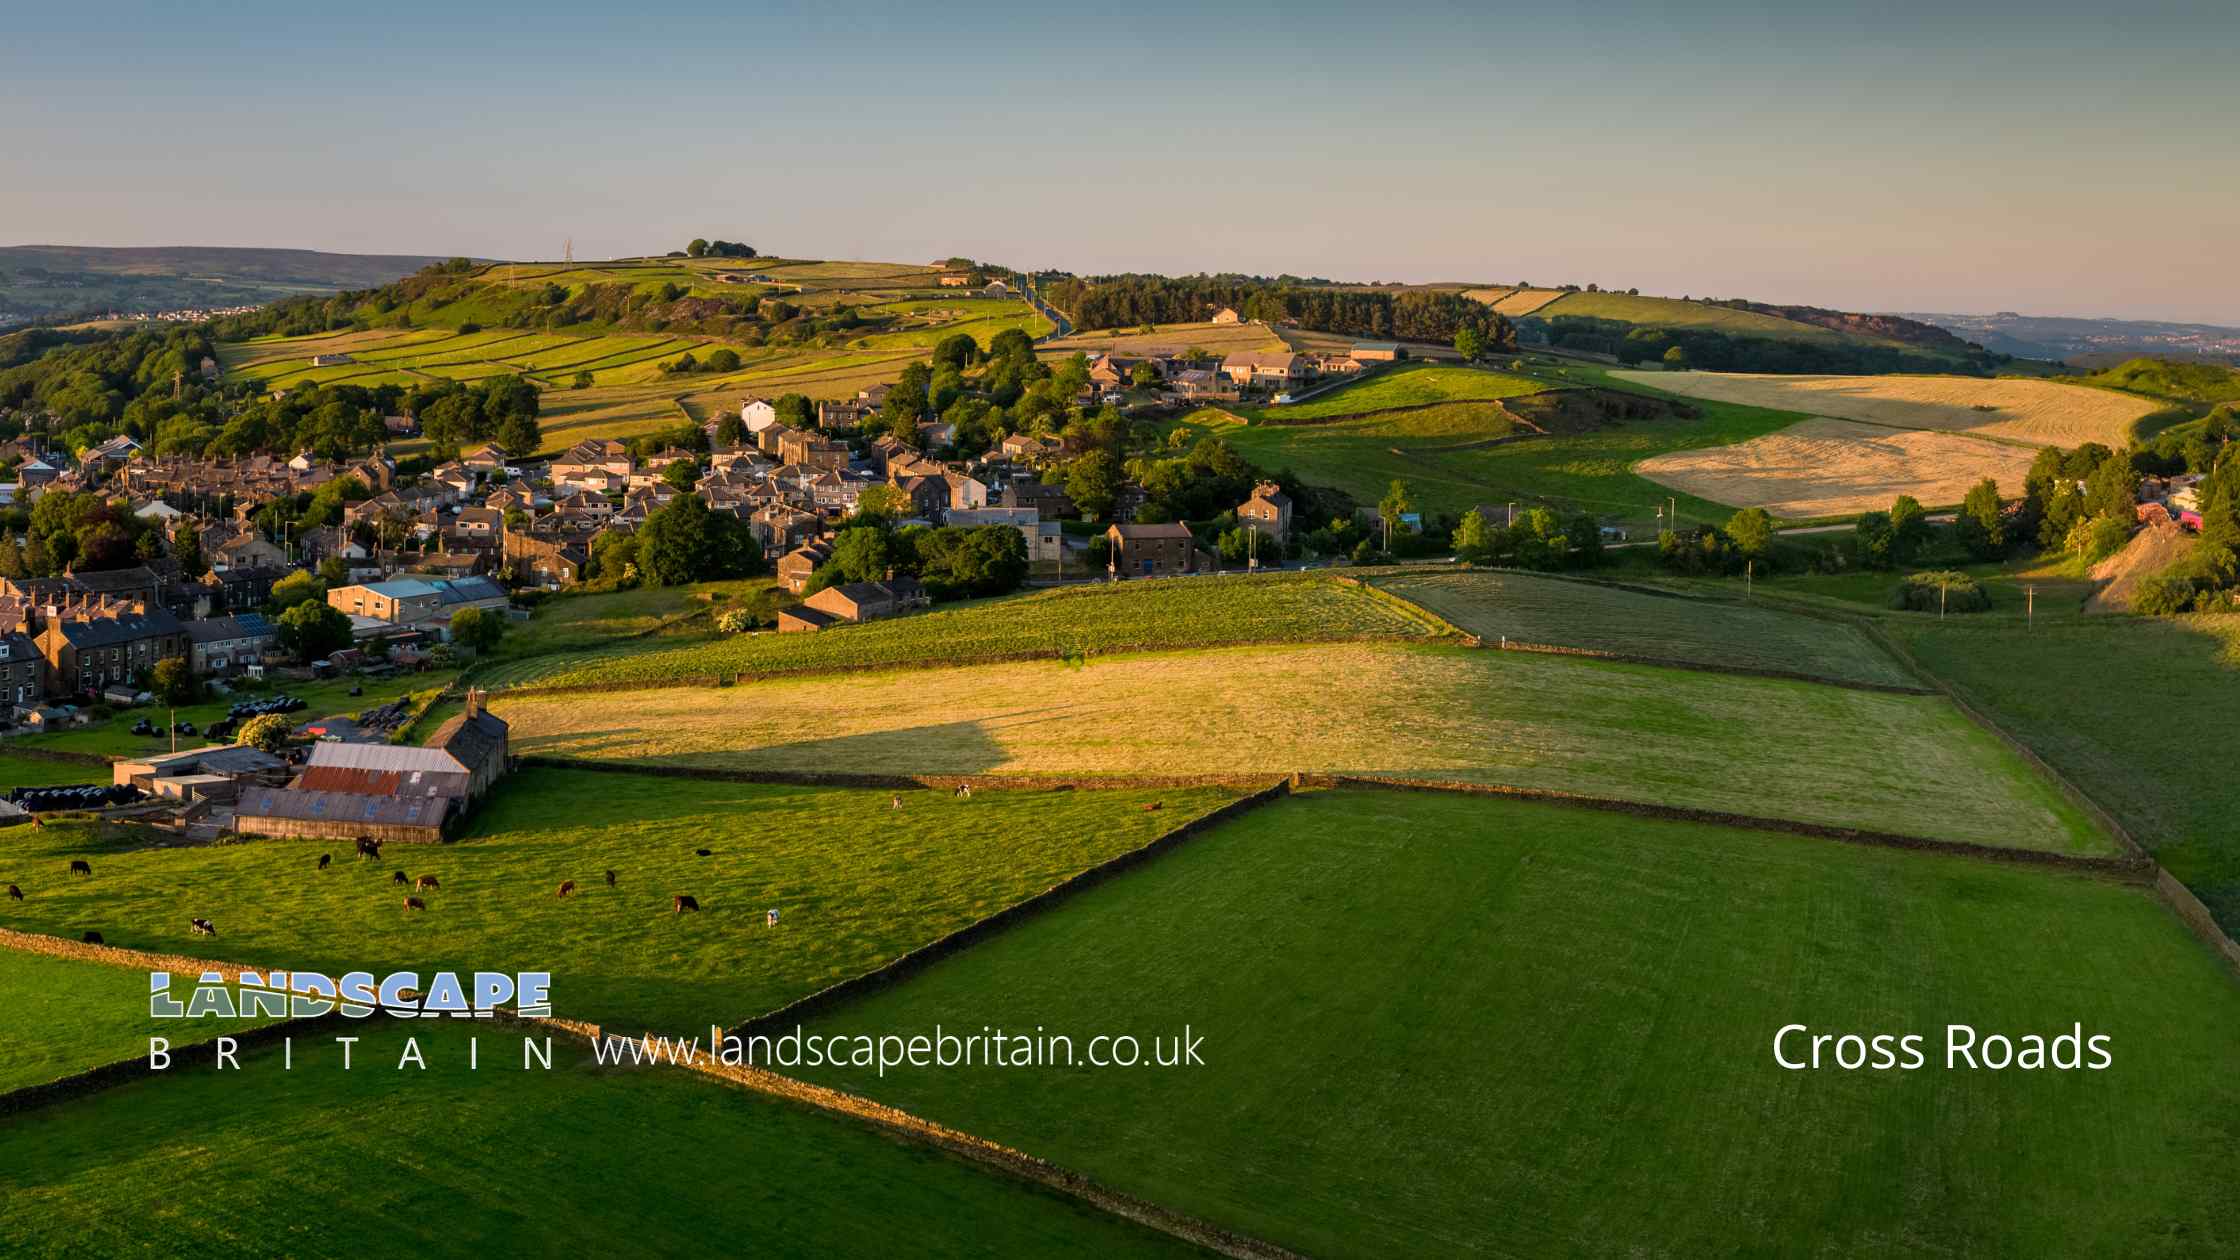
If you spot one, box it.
[0,771,1238,1034]
[1615,371,2161,447]
[1893,616,2240,929]
[1465,286,1569,316]
[0,951,286,1093]
[1636,416,2040,518]
[794,788,2240,1259]
[481,574,1446,690]
[0,1020,1191,1258]
[1041,321,1286,359]
[1375,570,1914,686]
[491,642,2110,855]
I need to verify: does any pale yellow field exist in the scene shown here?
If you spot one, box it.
[1614,370,2159,447]
[1635,417,2039,518]
[489,641,2105,854]
[1483,288,1568,317]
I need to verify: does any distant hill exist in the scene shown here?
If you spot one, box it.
[1511,290,1993,374]
[0,245,465,326]
[1902,311,2240,366]
[2068,357,2240,407]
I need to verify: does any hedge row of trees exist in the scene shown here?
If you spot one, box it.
[1041,275,1515,348]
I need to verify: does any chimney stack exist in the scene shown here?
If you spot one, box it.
[464,688,484,720]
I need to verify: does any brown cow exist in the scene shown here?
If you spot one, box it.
[318,853,331,870]
[1141,801,1162,812]
[391,870,409,886]
[190,918,217,937]
[604,869,617,887]
[81,930,103,945]
[415,875,439,892]
[69,859,92,877]
[5,883,20,901]
[673,894,700,914]
[556,880,576,899]
[403,896,426,911]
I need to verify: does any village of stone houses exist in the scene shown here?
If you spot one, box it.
[6,247,2240,1258]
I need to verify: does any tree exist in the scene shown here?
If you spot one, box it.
[687,238,710,258]
[495,411,542,459]
[1662,346,1689,370]
[1854,511,1895,570]
[822,527,893,585]
[704,348,742,373]
[1064,451,1124,521]
[1454,327,1487,362]
[1726,507,1775,560]
[635,493,765,587]
[450,605,505,653]
[1957,478,2007,559]
[1453,508,1495,563]
[275,599,352,662]
[236,713,293,754]
[1888,495,1929,563]
[855,484,912,520]
[318,554,348,586]
[1379,480,1413,535]
[149,657,200,753]
[571,371,594,390]
[171,521,205,578]
[269,570,326,611]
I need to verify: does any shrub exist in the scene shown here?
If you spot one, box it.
[2066,514,2132,565]
[236,713,293,753]
[1890,570,1991,614]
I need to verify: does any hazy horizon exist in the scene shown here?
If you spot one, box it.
[6,0,2236,324]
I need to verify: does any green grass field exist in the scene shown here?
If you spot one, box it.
[493,642,2109,854]
[1375,570,1917,687]
[1236,363,1547,421]
[0,751,111,791]
[793,788,2240,1258]
[481,573,1448,690]
[488,578,773,665]
[1170,364,1804,530]
[0,1021,1191,1258]
[0,952,285,1093]
[1891,616,2240,928]
[1535,291,1900,346]
[0,770,1241,1033]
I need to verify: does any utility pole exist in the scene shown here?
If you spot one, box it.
[1746,558,1753,596]
[1940,579,1948,620]
[1507,501,1515,528]
[2026,583,2035,627]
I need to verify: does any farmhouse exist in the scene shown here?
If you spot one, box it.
[1210,307,1242,324]
[308,353,355,367]
[1106,522,1201,577]
[776,577,929,633]
[1237,481,1293,539]
[1220,351,1312,390]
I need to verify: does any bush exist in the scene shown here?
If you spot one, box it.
[236,713,293,753]
[1890,570,1991,614]
[2066,514,2133,565]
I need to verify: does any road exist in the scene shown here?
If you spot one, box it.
[1021,275,1073,343]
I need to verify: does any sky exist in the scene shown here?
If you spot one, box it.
[4,0,2237,323]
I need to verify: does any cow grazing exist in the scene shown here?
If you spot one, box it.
[318,853,331,871]
[403,896,426,912]
[68,859,92,877]
[694,848,713,857]
[356,837,382,860]
[604,869,617,887]
[5,883,20,901]
[891,794,902,810]
[81,931,103,945]
[1141,801,1162,812]
[391,870,409,886]
[415,875,440,892]
[190,918,217,937]
[673,894,700,914]
[556,880,575,899]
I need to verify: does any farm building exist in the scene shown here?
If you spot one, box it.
[1107,523,1203,578]
[112,745,289,802]
[1237,481,1293,539]
[1351,341,1403,363]
[777,578,930,633]
[1210,307,1242,324]
[233,787,452,844]
[233,694,509,842]
[1220,351,1312,389]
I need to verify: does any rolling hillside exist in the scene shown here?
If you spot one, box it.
[0,245,457,324]
[1505,290,1995,374]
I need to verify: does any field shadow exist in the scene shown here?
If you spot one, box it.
[517,715,1021,777]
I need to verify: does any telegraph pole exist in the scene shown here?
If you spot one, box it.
[2026,584,2035,627]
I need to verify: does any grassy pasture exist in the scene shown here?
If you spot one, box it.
[1238,363,1545,421]
[0,770,1239,1034]
[493,642,2109,854]
[0,951,287,1093]
[793,788,2240,1258]
[1537,291,1901,345]
[0,1020,1191,1258]
[481,573,1445,690]
[1041,321,1287,359]
[1616,370,2160,447]
[0,752,111,791]
[1891,615,2240,929]
[489,578,772,663]
[1374,570,1915,686]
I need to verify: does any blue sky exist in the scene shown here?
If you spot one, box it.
[4,0,2236,322]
